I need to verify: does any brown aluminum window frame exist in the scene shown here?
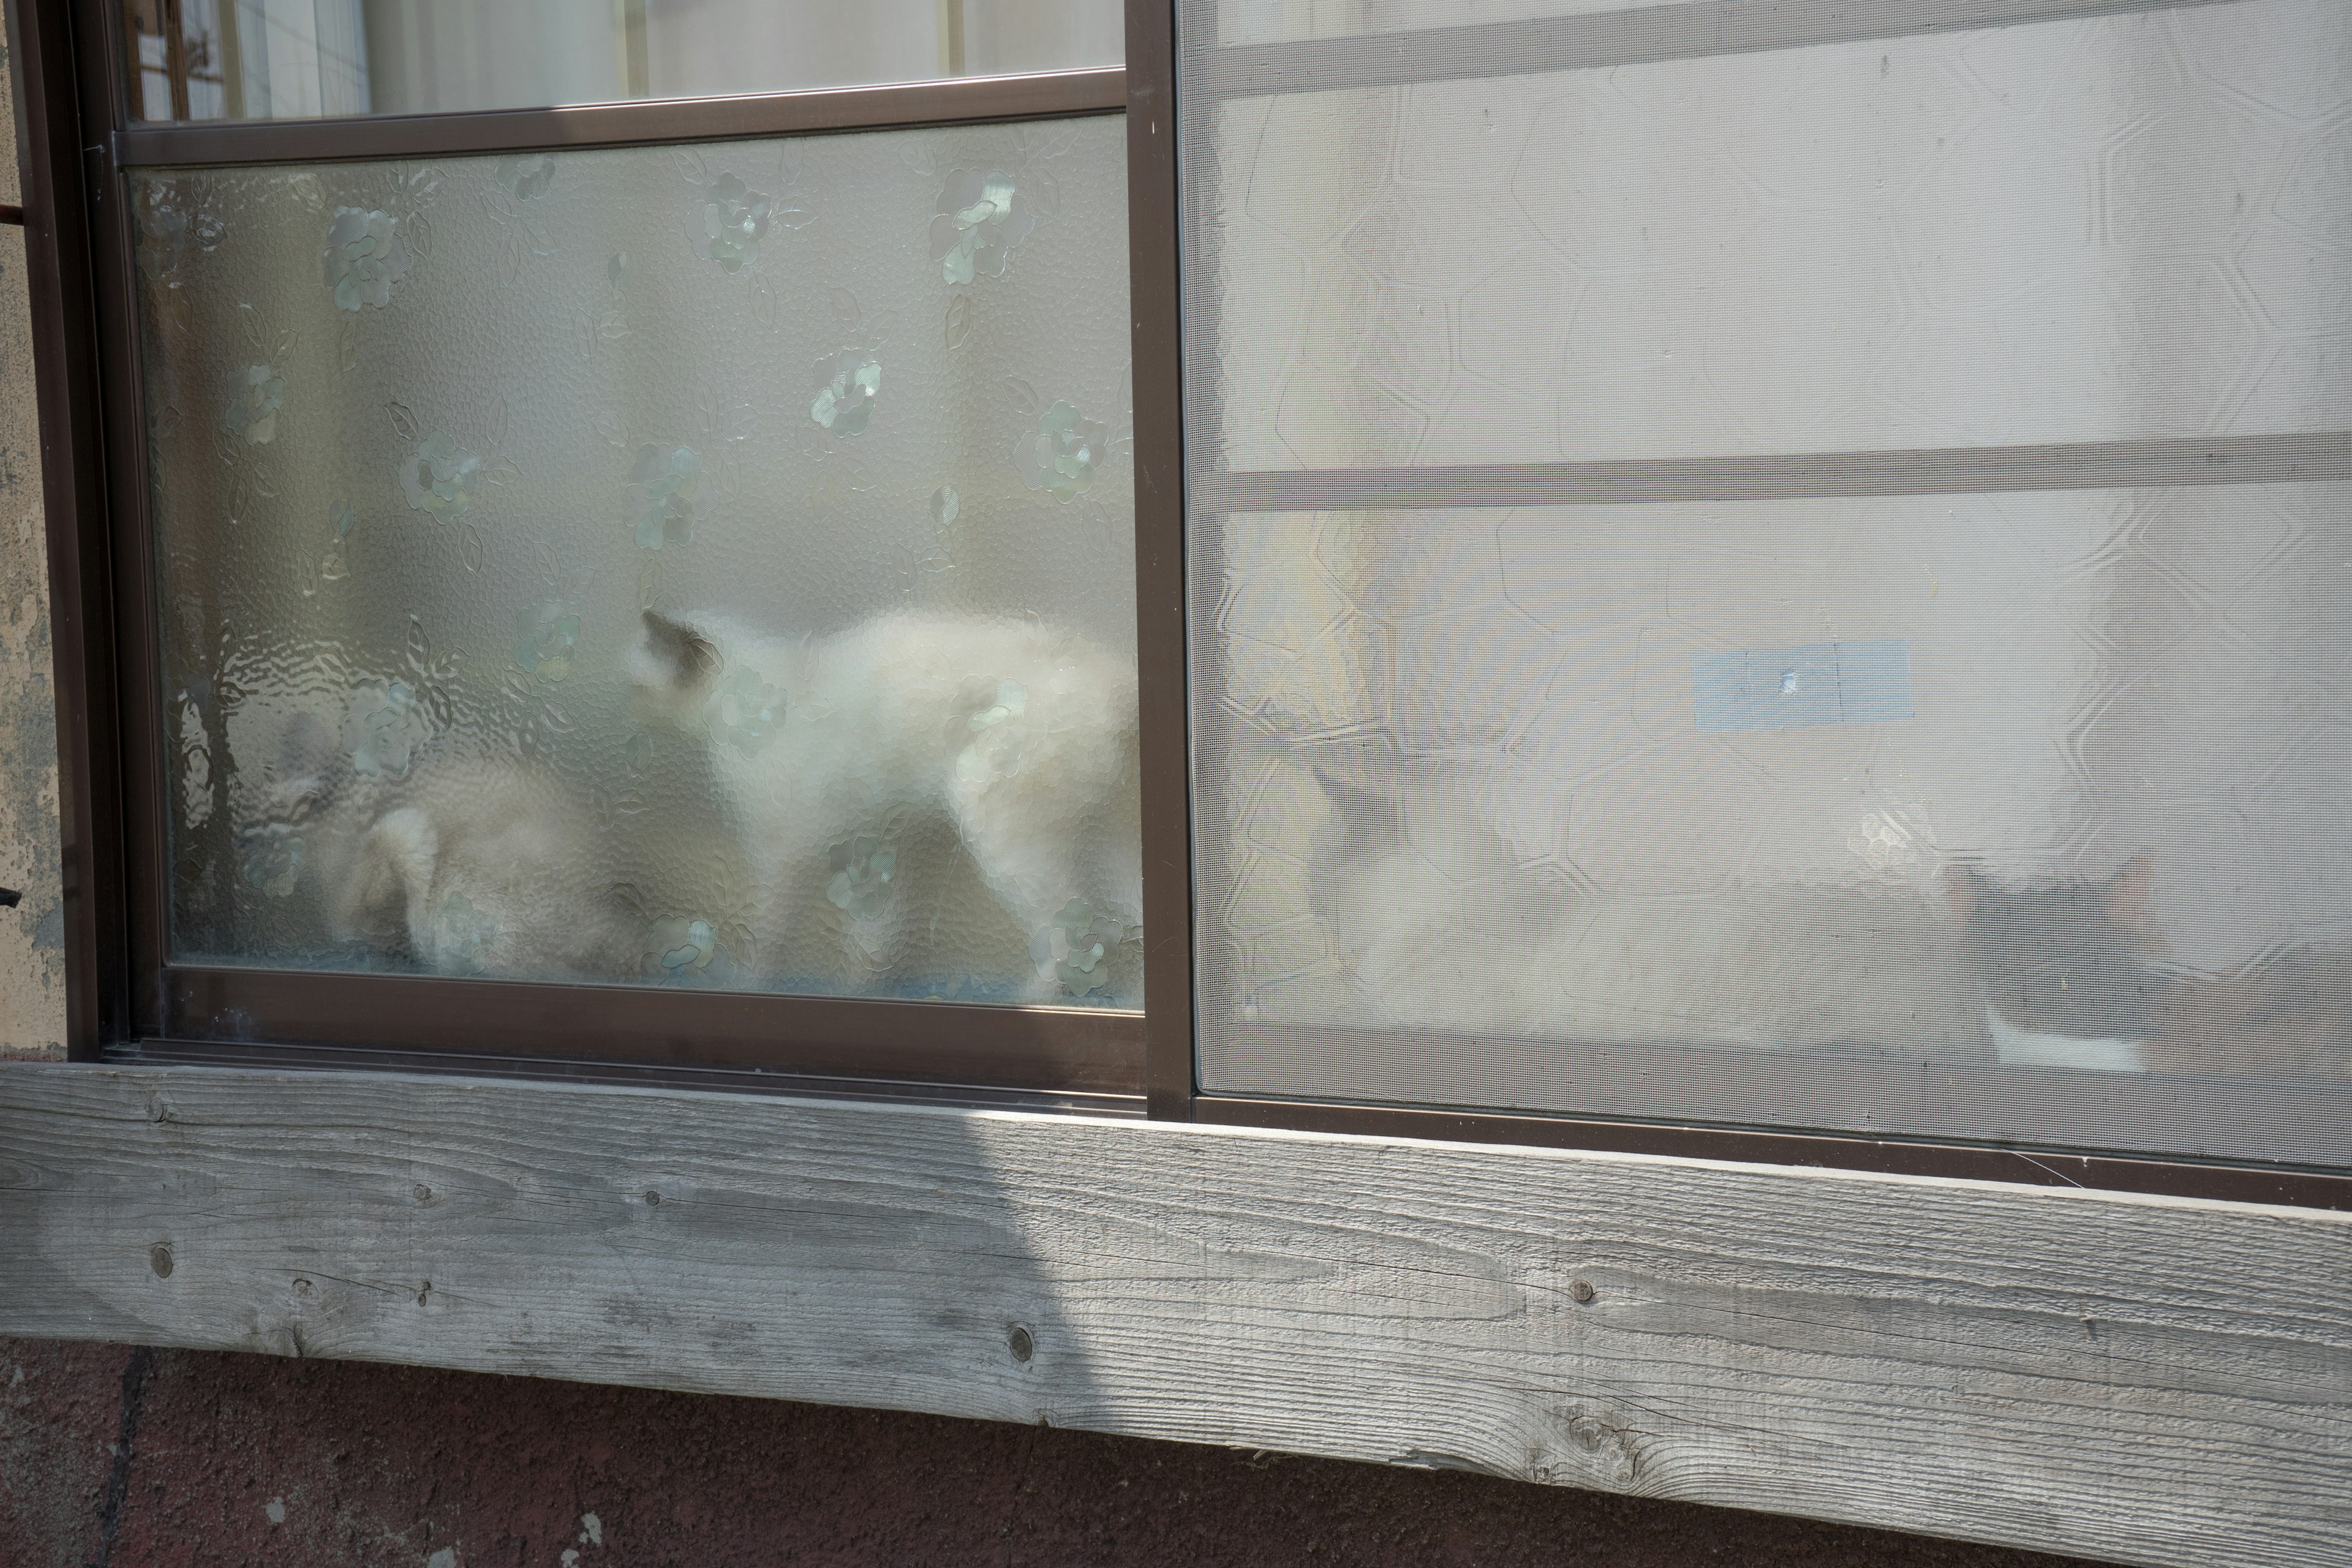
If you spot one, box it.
[15,0,2349,1204]
[13,0,1186,1105]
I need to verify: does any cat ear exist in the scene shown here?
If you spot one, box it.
[641,609,722,676]
[629,609,724,724]
[2107,850,2160,936]
[1939,861,1988,923]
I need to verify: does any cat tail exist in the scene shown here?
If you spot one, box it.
[327,805,442,962]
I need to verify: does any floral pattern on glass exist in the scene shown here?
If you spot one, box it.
[930,170,1036,285]
[826,835,899,918]
[810,353,881,436]
[1033,897,1129,997]
[647,915,718,978]
[342,679,421,777]
[1017,401,1107,502]
[968,678,1027,732]
[955,679,1031,786]
[399,432,484,521]
[708,669,783,755]
[697,173,772,273]
[319,502,355,582]
[514,599,581,680]
[138,181,225,274]
[238,824,304,898]
[494,155,556,202]
[323,208,412,311]
[626,444,710,549]
[222,364,285,444]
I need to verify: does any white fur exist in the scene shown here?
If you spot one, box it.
[1327,802,1993,1060]
[630,608,1141,998]
[1985,1010,2147,1072]
[317,758,645,981]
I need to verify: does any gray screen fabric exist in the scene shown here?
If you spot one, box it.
[1180,0,2352,1167]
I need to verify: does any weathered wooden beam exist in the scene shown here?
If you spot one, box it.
[2,1063,2346,1568]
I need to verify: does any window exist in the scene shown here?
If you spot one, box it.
[121,0,1123,121]
[1178,0,2352,1183]
[63,2,1150,1094]
[141,122,1138,1015]
[15,0,2351,1201]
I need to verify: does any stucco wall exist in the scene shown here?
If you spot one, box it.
[0,28,66,1061]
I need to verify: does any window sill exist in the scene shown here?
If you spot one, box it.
[1,1059,2344,1568]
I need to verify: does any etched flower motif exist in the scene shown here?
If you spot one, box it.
[648,915,717,977]
[625,443,709,549]
[398,432,483,521]
[238,824,303,898]
[1032,897,1130,997]
[810,354,880,437]
[967,678,1027,732]
[494,154,556,202]
[698,173,772,273]
[436,892,498,974]
[707,668,783,755]
[956,679,1031,786]
[1017,401,1107,502]
[222,363,285,445]
[138,184,224,279]
[323,207,412,311]
[513,598,581,680]
[929,169,1036,285]
[316,502,355,584]
[931,485,960,526]
[342,679,420,778]
[826,835,899,918]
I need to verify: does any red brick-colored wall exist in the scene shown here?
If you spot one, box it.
[1,1338,2117,1568]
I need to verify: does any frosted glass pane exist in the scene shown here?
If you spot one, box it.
[1213,0,1644,48]
[1189,0,2352,467]
[1191,486,2352,1165]
[135,116,1141,1008]
[124,0,1122,122]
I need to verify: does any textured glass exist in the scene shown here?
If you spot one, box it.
[1196,0,2352,467]
[1213,0,1645,48]
[137,115,1140,1007]
[1182,0,2352,1167]
[124,0,1122,122]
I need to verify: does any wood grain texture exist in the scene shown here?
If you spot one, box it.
[1,1063,2346,1568]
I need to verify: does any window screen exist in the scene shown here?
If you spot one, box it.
[137,116,1141,1008]
[1182,0,2352,1166]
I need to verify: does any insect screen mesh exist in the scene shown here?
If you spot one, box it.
[1179,0,2352,1166]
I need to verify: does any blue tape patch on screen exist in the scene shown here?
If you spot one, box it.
[1692,639,1913,733]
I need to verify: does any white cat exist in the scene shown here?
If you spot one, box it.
[628,607,1142,1001]
[311,755,648,982]
[1319,778,1993,1062]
